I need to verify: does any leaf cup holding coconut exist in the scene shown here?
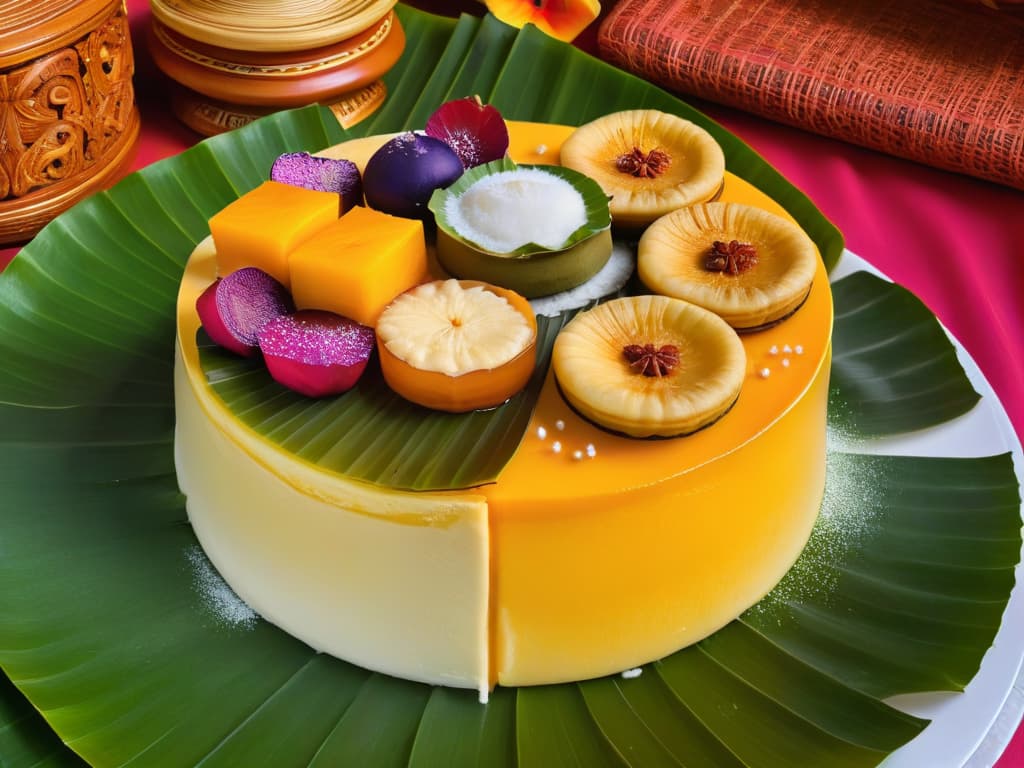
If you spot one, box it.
[428,158,613,298]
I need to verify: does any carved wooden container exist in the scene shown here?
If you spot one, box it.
[0,0,141,245]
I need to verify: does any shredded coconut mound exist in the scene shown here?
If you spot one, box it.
[446,169,587,253]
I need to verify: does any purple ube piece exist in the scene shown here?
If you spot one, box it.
[196,267,294,357]
[257,310,375,398]
[270,152,363,214]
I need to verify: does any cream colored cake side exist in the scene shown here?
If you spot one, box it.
[175,237,491,694]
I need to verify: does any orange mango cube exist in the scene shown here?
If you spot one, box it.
[289,206,428,327]
[209,180,339,288]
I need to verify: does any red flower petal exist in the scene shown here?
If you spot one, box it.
[425,97,510,169]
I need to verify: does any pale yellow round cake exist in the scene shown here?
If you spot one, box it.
[174,122,833,698]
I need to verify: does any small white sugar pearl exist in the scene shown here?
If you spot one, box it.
[536,426,547,440]
[552,441,562,454]
[555,419,566,431]
[586,443,597,458]
[769,345,779,355]
[795,344,804,355]
[781,358,791,368]
[573,450,584,461]
[535,144,548,155]
[783,344,792,354]
[621,667,643,679]
[759,367,771,379]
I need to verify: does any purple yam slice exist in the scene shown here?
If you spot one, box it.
[270,152,363,214]
[257,309,375,397]
[196,267,294,357]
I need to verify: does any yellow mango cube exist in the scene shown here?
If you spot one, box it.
[209,180,339,288]
[289,206,428,327]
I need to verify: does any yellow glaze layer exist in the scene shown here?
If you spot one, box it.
[177,121,832,692]
[482,124,832,685]
[290,205,427,327]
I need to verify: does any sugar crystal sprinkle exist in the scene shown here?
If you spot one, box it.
[586,443,596,458]
[537,425,547,440]
[748,434,883,616]
[258,310,374,366]
[555,419,566,431]
[621,667,643,679]
[783,344,793,354]
[186,545,257,629]
[769,345,779,355]
[759,367,771,378]
[795,344,804,355]
[573,449,584,461]
[535,144,548,155]
[552,441,562,454]
[782,358,791,368]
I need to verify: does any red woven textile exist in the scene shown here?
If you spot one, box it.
[598,0,1024,189]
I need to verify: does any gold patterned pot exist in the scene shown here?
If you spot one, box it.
[147,0,399,136]
[0,0,141,245]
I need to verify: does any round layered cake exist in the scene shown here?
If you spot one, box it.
[174,121,833,698]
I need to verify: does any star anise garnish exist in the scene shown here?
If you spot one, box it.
[622,343,680,377]
[615,147,672,178]
[705,239,759,275]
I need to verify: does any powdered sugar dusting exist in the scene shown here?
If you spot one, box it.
[185,545,257,630]
[749,430,883,614]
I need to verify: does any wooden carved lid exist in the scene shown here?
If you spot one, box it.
[150,0,398,52]
[0,0,123,68]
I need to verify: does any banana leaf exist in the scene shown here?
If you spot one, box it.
[0,676,88,768]
[829,271,981,437]
[0,6,1019,767]
[194,312,566,491]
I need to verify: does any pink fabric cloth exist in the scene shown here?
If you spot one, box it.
[698,96,1024,768]
[1,0,1021,762]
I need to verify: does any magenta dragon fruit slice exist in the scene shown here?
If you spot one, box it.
[257,309,375,397]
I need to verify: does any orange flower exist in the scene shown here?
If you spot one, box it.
[485,0,601,42]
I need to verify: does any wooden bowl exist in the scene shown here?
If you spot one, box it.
[149,0,397,52]
[148,11,404,107]
[0,0,140,245]
[169,80,388,136]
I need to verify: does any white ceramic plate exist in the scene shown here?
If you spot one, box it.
[831,250,1024,768]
